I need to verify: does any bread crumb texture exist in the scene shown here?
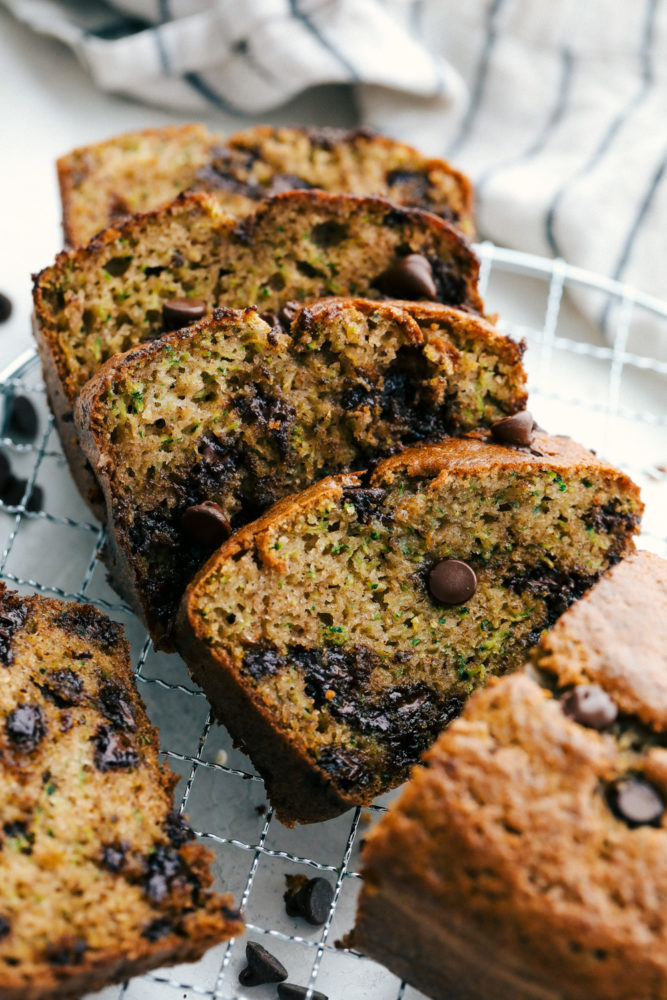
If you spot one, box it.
[0,584,241,1000]
[179,434,641,819]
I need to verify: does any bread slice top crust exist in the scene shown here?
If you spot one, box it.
[57,124,220,247]
[194,124,475,235]
[0,583,242,1000]
[74,298,526,644]
[33,188,483,411]
[353,550,667,1000]
[175,433,641,822]
[57,123,474,247]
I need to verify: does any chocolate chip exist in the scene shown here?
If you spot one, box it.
[278,985,328,1000]
[287,877,334,926]
[143,844,182,902]
[0,478,43,512]
[162,297,207,332]
[0,915,9,939]
[278,300,301,330]
[99,680,136,731]
[44,937,88,966]
[428,560,477,605]
[0,293,12,324]
[6,396,38,442]
[560,685,618,730]
[239,941,288,986]
[101,841,128,872]
[0,453,10,492]
[38,668,84,708]
[142,916,173,941]
[491,410,535,447]
[165,809,196,846]
[93,725,139,772]
[181,501,231,547]
[375,254,438,301]
[608,778,665,828]
[5,703,47,750]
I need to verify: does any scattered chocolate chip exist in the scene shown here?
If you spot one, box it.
[278,985,328,1000]
[0,591,27,667]
[0,915,9,938]
[44,937,88,966]
[55,604,123,650]
[490,410,535,447]
[6,396,38,442]
[607,778,665,828]
[0,478,43,511]
[162,297,207,332]
[561,685,618,730]
[0,453,10,492]
[5,703,46,750]
[181,501,231,548]
[165,809,196,846]
[99,680,136,731]
[93,725,139,772]
[142,916,174,941]
[101,841,128,872]
[288,877,334,925]
[239,941,288,986]
[0,293,12,324]
[375,253,438,301]
[428,559,477,606]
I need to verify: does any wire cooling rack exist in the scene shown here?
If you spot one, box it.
[1,245,666,1000]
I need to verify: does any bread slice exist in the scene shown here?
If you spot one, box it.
[58,124,474,247]
[33,189,483,515]
[175,433,642,824]
[0,583,242,1000]
[57,124,220,247]
[351,551,667,1000]
[75,298,527,646]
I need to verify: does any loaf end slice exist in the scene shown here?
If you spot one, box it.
[0,584,242,1000]
[352,551,667,1000]
[75,298,526,646]
[57,123,474,247]
[176,433,641,823]
[57,124,219,247]
[34,188,483,515]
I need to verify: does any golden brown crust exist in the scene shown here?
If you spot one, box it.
[534,550,667,729]
[353,554,667,1000]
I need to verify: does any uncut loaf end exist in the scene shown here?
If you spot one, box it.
[75,297,527,647]
[0,584,242,1000]
[176,432,641,824]
[352,551,667,1000]
[33,189,483,515]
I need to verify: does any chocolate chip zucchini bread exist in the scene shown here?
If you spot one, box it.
[0,584,242,1000]
[352,550,667,1000]
[75,298,526,647]
[175,432,641,824]
[58,124,474,247]
[58,124,220,247]
[33,189,483,514]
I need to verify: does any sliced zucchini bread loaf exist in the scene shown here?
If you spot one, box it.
[352,551,667,1000]
[58,124,474,247]
[57,124,220,247]
[33,189,483,514]
[0,583,242,1000]
[75,298,527,647]
[176,433,641,824]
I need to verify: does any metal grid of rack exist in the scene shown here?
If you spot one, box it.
[0,245,665,1000]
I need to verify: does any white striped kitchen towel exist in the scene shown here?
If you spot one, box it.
[3,0,667,351]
